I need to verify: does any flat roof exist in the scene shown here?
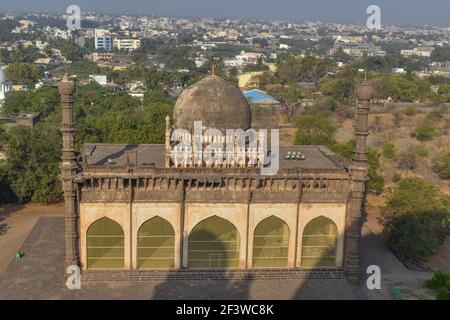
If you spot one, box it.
[82,143,348,172]
[243,89,280,104]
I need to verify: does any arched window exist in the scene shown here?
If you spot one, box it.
[87,217,124,269]
[253,216,289,268]
[301,216,338,268]
[137,216,175,269]
[188,216,240,269]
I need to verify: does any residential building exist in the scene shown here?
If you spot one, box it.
[92,52,113,62]
[401,47,435,57]
[113,38,141,51]
[331,41,385,57]
[95,35,113,51]
[92,75,108,86]
[243,89,281,107]
[0,82,11,106]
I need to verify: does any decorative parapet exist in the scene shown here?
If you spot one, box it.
[77,174,349,204]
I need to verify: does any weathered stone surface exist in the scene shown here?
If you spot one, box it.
[173,75,252,131]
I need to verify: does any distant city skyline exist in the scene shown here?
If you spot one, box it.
[1,0,450,27]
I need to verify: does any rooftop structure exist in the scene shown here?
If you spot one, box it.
[244,89,280,105]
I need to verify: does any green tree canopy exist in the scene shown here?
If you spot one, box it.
[384,209,449,258]
[430,46,450,62]
[5,62,42,85]
[269,85,303,119]
[372,74,432,102]
[0,44,41,64]
[293,114,336,146]
[382,178,450,258]
[1,86,59,117]
[49,39,86,62]
[3,124,62,203]
[383,178,449,218]
[276,55,331,84]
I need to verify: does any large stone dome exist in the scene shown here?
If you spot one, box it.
[173,75,251,131]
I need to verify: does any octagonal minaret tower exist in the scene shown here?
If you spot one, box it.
[344,81,373,283]
[58,74,80,268]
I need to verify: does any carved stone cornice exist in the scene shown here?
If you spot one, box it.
[78,173,349,204]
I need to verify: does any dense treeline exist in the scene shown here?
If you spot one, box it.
[383,178,450,258]
[0,83,174,204]
[0,45,42,64]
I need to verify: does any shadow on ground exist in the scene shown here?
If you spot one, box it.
[152,273,254,300]
[0,224,10,236]
[0,205,25,237]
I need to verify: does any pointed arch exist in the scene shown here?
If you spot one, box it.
[87,217,124,269]
[188,215,240,269]
[137,216,175,269]
[252,215,290,268]
[301,216,338,268]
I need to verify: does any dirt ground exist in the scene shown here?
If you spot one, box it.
[0,204,64,274]
[336,112,450,194]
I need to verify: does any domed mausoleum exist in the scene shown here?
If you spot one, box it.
[58,74,373,284]
[173,75,251,131]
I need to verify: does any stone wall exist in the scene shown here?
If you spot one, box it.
[78,201,347,271]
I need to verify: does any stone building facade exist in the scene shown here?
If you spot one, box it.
[59,74,373,282]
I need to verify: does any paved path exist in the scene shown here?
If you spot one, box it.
[0,205,63,274]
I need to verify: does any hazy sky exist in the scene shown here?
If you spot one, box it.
[2,0,450,27]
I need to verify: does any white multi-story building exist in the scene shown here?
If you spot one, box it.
[224,51,266,68]
[331,41,385,57]
[401,47,435,58]
[113,38,141,51]
[94,29,110,37]
[0,82,12,111]
[95,36,113,51]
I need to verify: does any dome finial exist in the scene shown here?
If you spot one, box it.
[211,64,215,76]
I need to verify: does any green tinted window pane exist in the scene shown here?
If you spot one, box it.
[252,216,290,268]
[87,217,124,269]
[137,216,175,269]
[87,236,124,248]
[88,258,124,269]
[301,217,338,268]
[188,216,240,269]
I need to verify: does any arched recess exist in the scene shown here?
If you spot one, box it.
[87,217,124,269]
[301,216,338,268]
[252,216,290,268]
[188,216,240,269]
[137,216,175,269]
